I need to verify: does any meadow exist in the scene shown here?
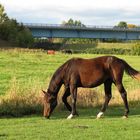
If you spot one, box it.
[0,48,140,139]
[0,48,140,93]
[0,107,140,140]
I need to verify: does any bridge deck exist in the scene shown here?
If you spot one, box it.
[24,23,140,39]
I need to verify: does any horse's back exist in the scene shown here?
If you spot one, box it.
[69,56,112,70]
[66,56,114,87]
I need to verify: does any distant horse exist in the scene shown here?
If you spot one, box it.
[47,50,55,55]
[61,49,72,55]
[42,56,140,119]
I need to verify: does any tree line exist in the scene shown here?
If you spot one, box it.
[0,4,33,48]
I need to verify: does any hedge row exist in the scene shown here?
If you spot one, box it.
[71,47,140,55]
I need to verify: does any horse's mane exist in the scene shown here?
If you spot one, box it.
[53,58,74,77]
[48,58,74,94]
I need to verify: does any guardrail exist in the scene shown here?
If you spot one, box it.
[23,23,140,31]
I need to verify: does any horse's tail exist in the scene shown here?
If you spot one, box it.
[121,59,140,81]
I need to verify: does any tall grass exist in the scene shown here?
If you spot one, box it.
[0,76,140,116]
[0,77,43,116]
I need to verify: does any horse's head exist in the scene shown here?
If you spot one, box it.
[42,90,57,119]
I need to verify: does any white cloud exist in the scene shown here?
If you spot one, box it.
[0,0,140,25]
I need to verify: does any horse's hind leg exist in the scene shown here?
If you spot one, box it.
[116,83,129,118]
[97,79,112,119]
[62,88,72,112]
[110,61,129,118]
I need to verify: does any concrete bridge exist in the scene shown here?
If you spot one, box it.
[25,23,140,40]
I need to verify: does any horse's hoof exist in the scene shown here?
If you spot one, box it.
[96,116,104,119]
[96,112,104,119]
[122,115,128,119]
[67,114,74,119]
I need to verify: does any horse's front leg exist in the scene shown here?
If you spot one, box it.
[62,87,72,112]
[67,85,78,119]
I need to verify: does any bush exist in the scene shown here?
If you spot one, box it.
[132,42,140,55]
[72,48,132,55]
[17,28,33,48]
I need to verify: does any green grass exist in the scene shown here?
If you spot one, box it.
[0,49,140,95]
[0,107,140,140]
[0,49,140,139]
[97,42,134,49]
[0,49,140,113]
[0,50,68,95]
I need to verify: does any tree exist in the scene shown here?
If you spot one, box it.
[127,24,137,28]
[60,18,97,46]
[0,4,8,23]
[0,3,33,48]
[63,18,85,27]
[117,21,127,28]
[17,28,33,48]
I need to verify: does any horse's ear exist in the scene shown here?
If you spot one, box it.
[42,90,47,95]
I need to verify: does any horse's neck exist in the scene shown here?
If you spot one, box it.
[48,61,68,96]
[48,74,63,96]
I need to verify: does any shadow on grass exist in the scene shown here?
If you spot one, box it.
[50,103,140,120]
[0,134,8,139]
[0,101,140,120]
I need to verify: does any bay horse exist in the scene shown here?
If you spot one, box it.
[61,49,72,55]
[42,56,140,119]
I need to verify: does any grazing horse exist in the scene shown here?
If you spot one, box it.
[42,56,140,119]
[61,49,72,55]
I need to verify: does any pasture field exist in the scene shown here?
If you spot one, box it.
[0,48,140,95]
[0,49,140,140]
[0,49,140,111]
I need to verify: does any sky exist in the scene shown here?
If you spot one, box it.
[0,0,140,26]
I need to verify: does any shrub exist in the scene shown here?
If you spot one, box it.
[73,48,131,55]
[132,42,140,55]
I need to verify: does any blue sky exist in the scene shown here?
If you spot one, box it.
[1,0,140,26]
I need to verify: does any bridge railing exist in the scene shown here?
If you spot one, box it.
[23,23,114,29]
[23,23,140,31]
